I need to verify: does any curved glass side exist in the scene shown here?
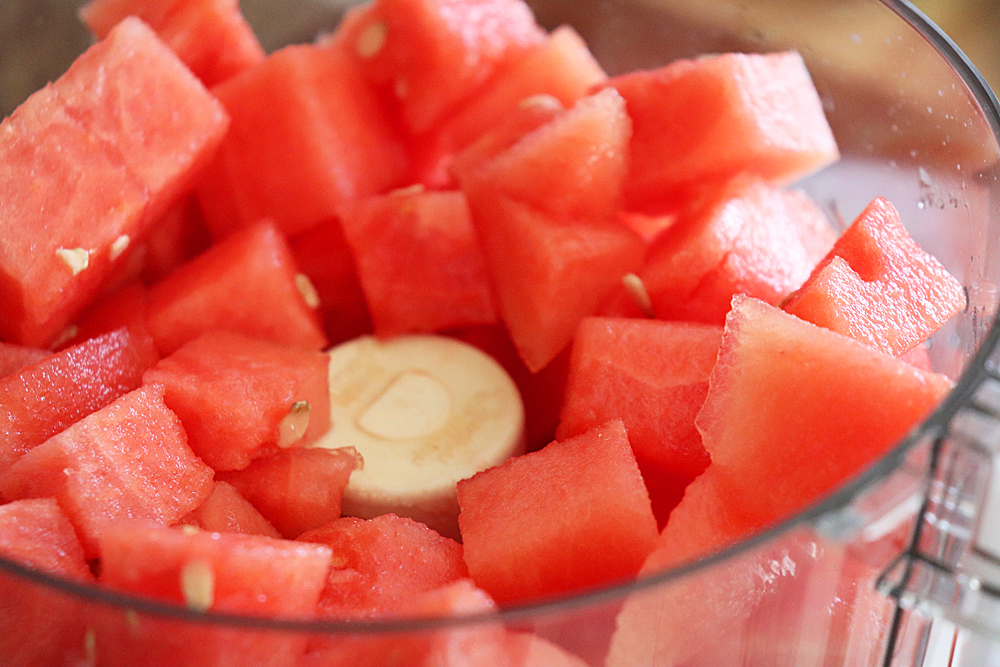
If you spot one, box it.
[2,1,1000,666]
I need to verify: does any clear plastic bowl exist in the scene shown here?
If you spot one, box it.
[3,1,1000,666]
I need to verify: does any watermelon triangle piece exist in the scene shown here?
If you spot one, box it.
[782,196,966,356]
[465,188,645,372]
[465,87,632,221]
[0,384,215,559]
[697,295,953,527]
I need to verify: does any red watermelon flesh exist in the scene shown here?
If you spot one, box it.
[80,0,266,87]
[606,50,839,212]
[557,317,721,524]
[330,0,545,133]
[0,384,214,558]
[298,513,468,618]
[465,87,632,221]
[298,578,499,667]
[0,498,93,667]
[0,343,49,380]
[697,295,954,527]
[178,480,281,539]
[0,17,227,347]
[57,281,150,350]
[436,25,608,153]
[146,221,327,356]
[93,521,332,667]
[217,447,362,539]
[457,419,658,604]
[782,196,967,357]
[464,188,646,372]
[53,17,230,224]
[338,189,497,338]
[642,176,837,325]
[288,218,373,347]
[138,194,213,285]
[142,330,332,472]
[197,43,411,240]
[449,93,566,186]
[0,327,158,475]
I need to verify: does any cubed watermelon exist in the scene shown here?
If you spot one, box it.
[298,513,468,618]
[0,343,49,380]
[178,480,281,538]
[217,447,362,539]
[146,221,327,356]
[338,188,497,338]
[94,521,332,667]
[0,17,228,347]
[605,50,839,212]
[464,188,645,372]
[460,87,632,221]
[80,0,266,87]
[288,218,374,347]
[435,25,607,152]
[457,419,658,604]
[698,295,954,527]
[557,317,721,524]
[641,176,837,324]
[0,498,93,667]
[197,43,411,239]
[0,384,214,558]
[329,0,545,133]
[142,330,332,472]
[0,327,158,475]
[782,196,967,356]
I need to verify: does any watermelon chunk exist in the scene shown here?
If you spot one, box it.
[80,0,266,87]
[557,317,721,524]
[57,281,150,350]
[0,327,158,475]
[435,25,608,152]
[0,343,49,380]
[329,0,545,133]
[0,498,93,667]
[288,218,373,347]
[782,196,967,356]
[461,87,632,221]
[197,43,411,239]
[0,384,214,558]
[217,447,362,539]
[94,521,332,667]
[457,419,658,604]
[298,513,468,618]
[697,295,953,527]
[606,50,839,212]
[0,17,228,347]
[464,188,645,372]
[178,480,281,538]
[641,176,837,324]
[338,189,497,338]
[449,93,566,186]
[142,330,332,472]
[146,221,327,356]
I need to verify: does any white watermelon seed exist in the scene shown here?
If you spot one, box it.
[56,247,90,275]
[180,559,215,612]
[295,273,321,309]
[357,21,387,58]
[278,400,312,448]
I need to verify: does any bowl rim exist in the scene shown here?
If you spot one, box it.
[2,0,1000,636]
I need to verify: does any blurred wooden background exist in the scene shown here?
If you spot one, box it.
[912,0,1000,94]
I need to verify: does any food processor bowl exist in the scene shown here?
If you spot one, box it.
[2,1,1000,666]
